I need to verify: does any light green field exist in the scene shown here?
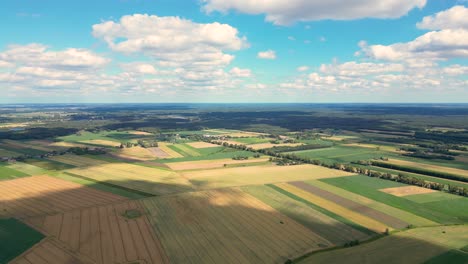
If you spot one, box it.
[0,165,28,180]
[403,192,464,204]
[232,137,271,144]
[299,225,468,264]
[168,144,201,157]
[6,162,46,175]
[289,146,394,165]
[182,164,354,190]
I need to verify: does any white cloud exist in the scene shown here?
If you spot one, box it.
[442,64,468,75]
[361,6,468,62]
[320,62,404,76]
[319,36,327,42]
[288,36,296,41]
[0,43,109,70]
[120,62,158,75]
[229,67,252,77]
[417,5,468,30]
[257,50,276,59]
[92,14,248,68]
[202,0,426,25]
[297,66,309,72]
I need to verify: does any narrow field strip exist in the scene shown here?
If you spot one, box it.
[158,142,184,158]
[289,181,409,229]
[275,183,392,234]
[304,179,436,226]
[166,157,270,171]
[242,185,369,245]
[49,154,108,167]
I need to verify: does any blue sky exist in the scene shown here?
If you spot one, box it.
[0,0,467,103]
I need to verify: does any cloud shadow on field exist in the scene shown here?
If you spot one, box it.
[0,175,467,264]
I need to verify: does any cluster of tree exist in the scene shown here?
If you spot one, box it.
[414,131,468,144]
[269,157,302,166]
[119,142,137,148]
[402,152,455,160]
[0,127,78,140]
[232,156,249,160]
[67,147,106,155]
[136,140,158,148]
[343,240,360,248]
[371,161,467,183]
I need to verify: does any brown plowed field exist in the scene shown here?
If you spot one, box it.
[9,237,95,264]
[27,200,169,264]
[0,175,127,218]
[289,181,409,229]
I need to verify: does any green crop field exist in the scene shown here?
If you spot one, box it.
[321,175,468,224]
[231,137,271,144]
[289,146,396,165]
[23,158,75,171]
[0,218,44,264]
[0,165,28,180]
[6,162,46,176]
[161,149,257,163]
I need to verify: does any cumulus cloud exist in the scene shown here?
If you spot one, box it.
[257,50,276,59]
[229,67,252,77]
[417,5,468,30]
[320,62,404,76]
[92,14,248,68]
[297,66,309,72]
[202,0,426,25]
[361,6,468,62]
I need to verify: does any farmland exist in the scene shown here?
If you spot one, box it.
[0,103,467,263]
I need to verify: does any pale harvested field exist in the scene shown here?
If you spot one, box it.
[49,154,108,167]
[186,141,220,148]
[300,225,468,264]
[183,164,354,190]
[221,140,246,146]
[158,142,184,158]
[49,141,90,148]
[128,130,153,135]
[276,183,391,234]
[114,146,157,161]
[380,186,437,197]
[9,237,94,264]
[79,139,121,147]
[67,163,193,195]
[27,200,169,264]
[166,158,270,171]
[249,143,303,150]
[147,147,170,158]
[384,159,468,177]
[0,175,126,218]
[323,136,356,141]
[142,188,331,264]
[203,129,267,137]
[172,144,201,157]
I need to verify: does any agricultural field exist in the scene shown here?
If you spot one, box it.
[186,141,220,148]
[166,157,270,171]
[112,146,158,161]
[49,154,108,167]
[66,163,194,195]
[249,142,303,150]
[288,146,394,165]
[0,175,127,218]
[0,218,44,264]
[0,164,28,180]
[182,164,354,190]
[379,158,468,178]
[142,188,331,263]
[27,200,169,264]
[299,225,468,264]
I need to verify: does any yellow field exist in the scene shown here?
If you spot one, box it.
[113,146,157,161]
[49,141,90,148]
[381,186,437,197]
[128,130,153,135]
[248,143,303,150]
[49,154,108,167]
[182,164,354,190]
[276,183,392,233]
[300,225,468,264]
[166,158,270,171]
[158,142,184,158]
[142,188,332,263]
[186,141,220,148]
[79,139,121,147]
[323,135,357,141]
[203,129,268,137]
[384,159,468,177]
[67,163,193,195]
